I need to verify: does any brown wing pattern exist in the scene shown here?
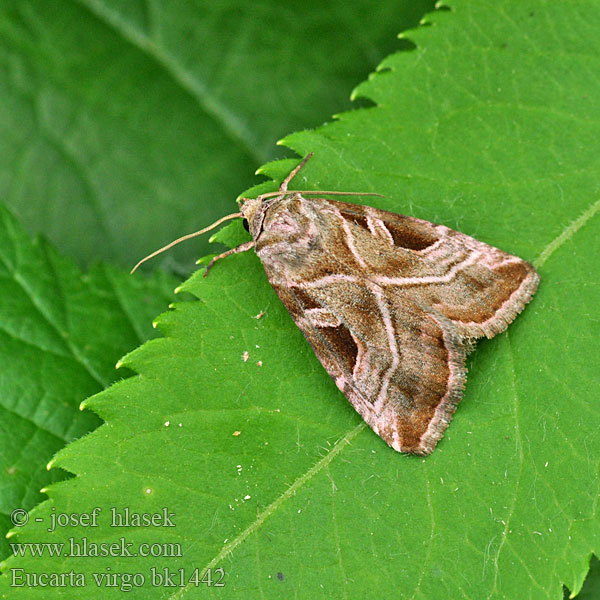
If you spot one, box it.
[255,195,539,454]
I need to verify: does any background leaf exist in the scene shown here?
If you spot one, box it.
[0,204,177,560]
[576,557,600,600]
[0,0,433,270]
[1,0,599,598]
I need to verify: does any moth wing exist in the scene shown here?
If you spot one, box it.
[269,279,466,455]
[329,199,539,340]
[255,196,538,454]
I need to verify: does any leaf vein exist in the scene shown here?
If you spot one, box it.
[534,197,600,268]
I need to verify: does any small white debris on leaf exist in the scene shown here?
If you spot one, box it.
[254,311,264,319]
[242,351,249,362]
[232,430,241,437]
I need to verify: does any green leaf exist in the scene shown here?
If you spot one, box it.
[0,204,177,560]
[2,1,599,598]
[0,0,434,269]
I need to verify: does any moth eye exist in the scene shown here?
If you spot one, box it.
[242,218,250,232]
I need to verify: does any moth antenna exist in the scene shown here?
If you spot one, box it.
[280,152,314,193]
[256,190,385,201]
[130,212,242,273]
[278,154,384,198]
[237,154,383,205]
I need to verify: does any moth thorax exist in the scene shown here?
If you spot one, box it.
[262,199,319,253]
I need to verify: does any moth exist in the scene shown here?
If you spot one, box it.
[133,154,539,455]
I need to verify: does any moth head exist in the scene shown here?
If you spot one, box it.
[238,195,280,240]
[239,197,261,234]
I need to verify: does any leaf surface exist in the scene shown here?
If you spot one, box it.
[1,1,599,598]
